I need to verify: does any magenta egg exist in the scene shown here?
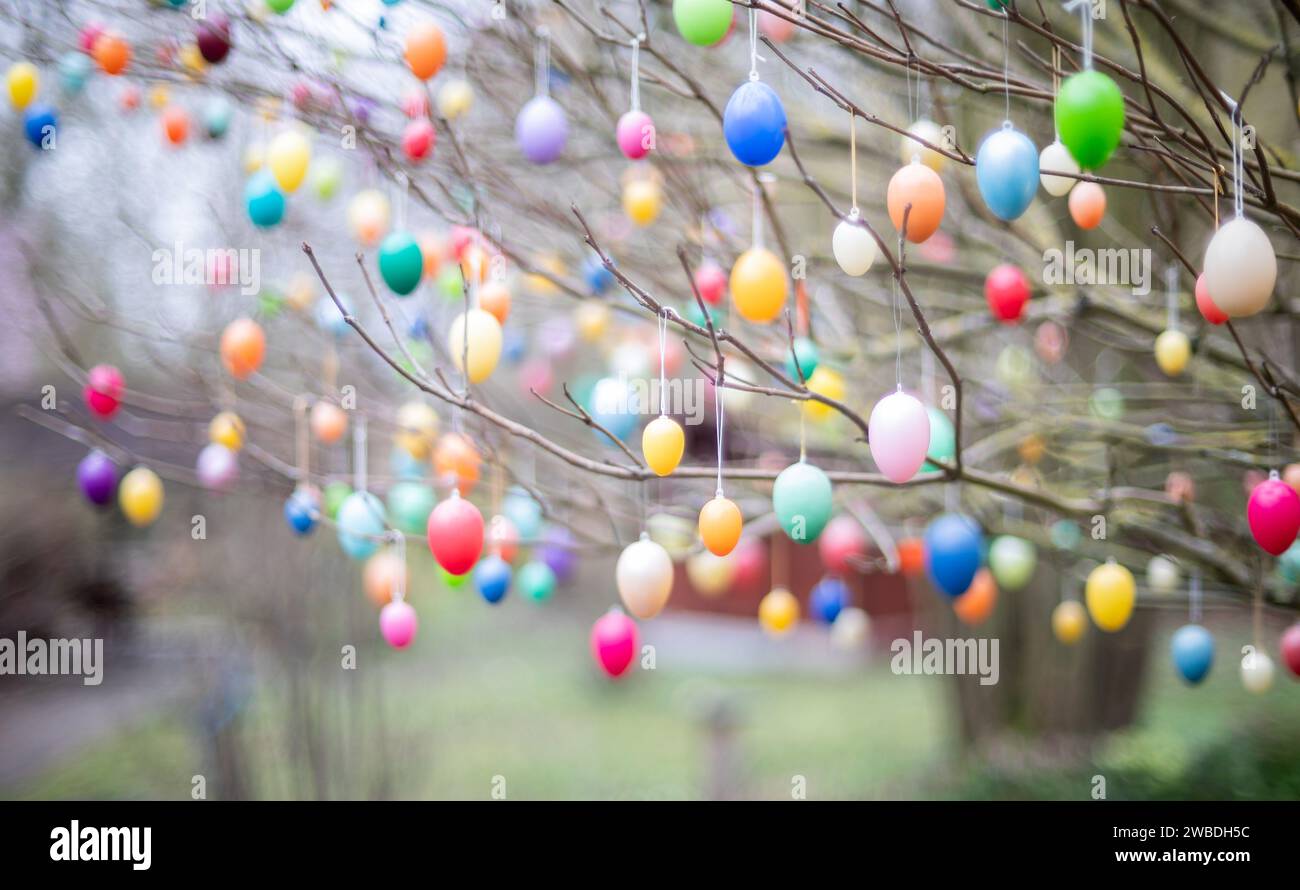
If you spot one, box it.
[591,608,638,679]
[401,119,435,162]
[379,600,418,649]
[84,364,124,419]
[616,110,655,160]
[1247,475,1300,556]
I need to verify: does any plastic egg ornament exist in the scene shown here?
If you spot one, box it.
[819,515,867,575]
[1171,624,1214,685]
[502,487,542,542]
[538,526,577,582]
[1248,474,1300,555]
[401,119,436,163]
[984,264,1030,324]
[616,534,674,619]
[975,124,1039,221]
[1145,555,1180,595]
[336,492,384,560]
[84,364,125,419]
[1241,649,1275,694]
[642,415,685,477]
[364,550,409,607]
[1084,560,1136,632]
[899,118,947,172]
[729,247,788,323]
[1202,218,1276,318]
[1154,329,1191,377]
[22,103,57,150]
[785,336,819,382]
[831,606,870,649]
[988,536,1036,591]
[1055,69,1125,170]
[924,514,982,598]
[868,389,930,483]
[516,95,568,165]
[773,461,833,544]
[672,0,732,46]
[266,0,296,13]
[310,401,348,445]
[617,110,655,160]
[474,554,512,604]
[378,231,424,296]
[118,466,164,527]
[1068,181,1106,230]
[694,261,728,305]
[267,129,311,193]
[77,450,117,507]
[832,212,876,276]
[758,588,799,636]
[433,432,481,494]
[887,161,945,243]
[1280,623,1300,677]
[379,601,417,649]
[487,514,520,564]
[196,15,233,64]
[1052,600,1087,645]
[92,32,131,75]
[245,172,286,228]
[686,549,734,597]
[386,481,436,536]
[58,52,91,98]
[1038,140,1080,196]
[196,443,239,491]
[219,317,266,380]
[403,21,447,80]
[647,512,696,559]
[284,486,319,535]
[347,189,391,247]
[722,80,787,167]
[426,491,484,576]
[809,576,848,624]
[591,608,639,679]
[160,106,190,146]
[517,560,557,602]
[622,177,661,226]
[437,78,473,120]
[699,496,743,557]
[954,568,997,626]
[447,309,503,384]
[1194,274,1228,325]
[923,407,955,471]
[6,62,37,110]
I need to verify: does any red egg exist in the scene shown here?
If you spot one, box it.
[427,492,484,575]
[162,106,190,146]
[590,608,639,679]
[819,515,868,575]
[401,119,436,162]
[694,260,728,306]
[984,264,1031,324]
[1195,273,1228,326]
[896,537,925,577]
[1281,623,1300,677]
[84,364,124,419]
[1247,476,1300,556]
[447,225,479,262]
[1034,320,1068,364]
[730,537,768,590]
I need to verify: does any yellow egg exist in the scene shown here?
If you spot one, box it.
[899,118,947,172]
[759,588,799,636]
[148,85,170,110]
[179,43,207,77]
[268,129,312,193]
[119,466,164,527]
[685,548,734,597]
[1154,329,1191,377]
[208,411,247,451]
[347,188,391,247]
[243,143,266,174]
[448,309,503,384]
[394,401,440,460]
[622,179,662,226]
[524,253,566,296]
[286,272,316,312]
[803,365,845,421]
[1051,600,1087,645]
[729,246,788,324]
[437,78,474,120]
[1085,560,1136,632]
[6,62,39,110]
[575,301,610,342]
[698,495,743,556]
[642,415,685,476]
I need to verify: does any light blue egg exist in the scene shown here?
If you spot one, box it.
[389,445,425,481]
[503,486,544,541]
[315,294,352,338]
[1171,624,1214,685]
[723,80,787,167]
[976,123,1039,221]
[586,376,638,442]
[336,491,385,560]
[203,96,233,140]
[58,52,91,97]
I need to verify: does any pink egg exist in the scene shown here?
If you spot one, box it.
[379,600,418,649]
[1247,476,1300,556]
[868,389,931,483]
[616,110,655,160]
[819,515,868,575]
[590,608,638,679]
[519,358,554,397]
[196,443,239,491]
[759,10,797,43]
[79,21,106,54]
[402,119,436,162]
[730,537,767,590]
[84,364,124,419]
[400,88,429,119]
[694,261,728,305]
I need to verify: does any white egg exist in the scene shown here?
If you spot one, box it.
[832,212,877,276]
[1039,139,1080,197]
[1204,217,1276,318]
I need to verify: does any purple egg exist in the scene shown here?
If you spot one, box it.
[515,95,568,164]
[197,443,239,491]
[77,450,117,506]
[349,96,376,126]
[538,525,577,583]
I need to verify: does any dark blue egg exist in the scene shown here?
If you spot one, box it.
[924,513,984,598]
[23,103,58,150]
[583,256,614,295]
[809,576,848,624]
[723,80,787,167]
[284,489,319,536]
[1171,623,1214,684]
[474,554,512,604]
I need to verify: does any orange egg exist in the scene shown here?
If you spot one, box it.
[219,318,265,379]
[364,551,409,608]
[698,496,743,557]
[162,106,190,146]
[1068,181,1105,229]
[953,568,997,625]
[419,232,444,278]
[896,537,925,577]
[479,280,511,324]
[311,401,348,444]
[404,22,447,81]
[460,243,492,285]
[887,161,945,243]
[432,432,481,495]
[93,32,132,76]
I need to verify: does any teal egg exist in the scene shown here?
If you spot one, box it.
[378,231,424,296]
[386,481,436,536]
[1089,387,1125,422]
[245,171,286,228]
[336,491,385,560]
[784,336,820,381]
[1049,519,1082,550]
[923,406,955,471]
[517,560,557,601]
[1279,540,1300,585]
[203,97,233,140]
[58,52,91,96]
[773,461,833,543]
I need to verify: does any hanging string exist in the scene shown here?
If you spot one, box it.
[1051,45,1061,141]
[395,171,409,231]
[293,395,309,485]
[849,111,859,214]
[1001,6,1011,122]
[714,378,725,497]
[389,529,406,604]
[1165,263,1180,329]
[772,532,786,590]
[751,180,764,249]
[748,7,762,82]
[534,27,550,97]
[353,413,368,493]
[1213,168,1221,229]
[1189,567,1202,624]
[798,400,807,463]
[657,308,668,416]
[629,34,643,112]
[893,236,904,390]
[1064,0,1094,70]
[1229,98,1245,219]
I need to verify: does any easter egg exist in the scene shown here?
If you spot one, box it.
[809,576,848,623]
[803,366,844,422]
[503,487,543,541]
[386,481,436,536]
[516,95,568,164]
[642,415,685,476]
[896,537,925,577]
[953,568,997,626]
[1089,386,1125,421]
[1050,520,1082,550]
[1171,623,1214,685]
[730,537,766,589]
[785,336,819,381]
[622,178,661,226]
[1154,329,1191,377]
[22,103,57,149]
[92,32,131,75]
[245,172,286,228]
[1280,623,1300,677]
[364,550,408,607]
[1194,274,1227,325]
[6,61,38,109]
[1203,217,1276,318]
[479,281,511,325]
[988,535,1036,591]
[1038,139,1080,196]
[379,601,418,649]
[322,482,352,520]
[284,486,319,535]
[832,212,877,276]
[437,78,473,119]
[617,535,674,619]
[84,364,124,419]
[487,514,520,563]
[311,156,343,201]
[517,561,557,602]
[1052,600,1087,645]
[197,15,232,65]
[899,117,947,171]
[347,189,391,246]
[539,526,577,582]
[830,606,870,649]
[426,491,484,575]
[729,246,787,323]
[723,80,786,166]
[1247,475,1300,556]
[1055,69,1125,170]
[887,161,945,242]
[1084,560,1136,632]
[985,264,1030,323]
[924,513,982,598]
[196,443,239,490]
[404,21,446,80]
[773,460,833,543]
[266,0,296,13]
[759,588,799,636]
[1035,320,1069,364]
[672,0,732,46]
[77,450,117,506]
[433,432,480,494]
[617,109,655,159]
[474,554,512,604]
[1068,181,1105,229]
[975,124,1038,221]
[1241,649,1274,694]
[58,52,91,97]
[575,302,610,341]
[819,515,867,575]
[923,406,955,471]
[694,261,728,305]
[401,119,436,163]
[448,309,503,383]
[202,97,233,139]
[119,466,164,526]
[699,496,743,557]
[310,401,348,444]
[393,401,439,460]
[868,389,930,483]
[268,129,311,193]
[219,317,265,380]
[337,491,385,560]
[378,231,424,296]
[591,608,639,678]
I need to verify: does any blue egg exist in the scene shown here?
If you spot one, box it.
[407,312,430,340]
[583,256,614,295]
[474,554,512,604]
[336,491,385,560]
[924,513,984,598]
[1171,624,1214,685]
[502,326,527,364]
[58,52,91,97]
[389,445,425,481]
[503,486,543,541]
[586,376,638,442]
[723,80,787,167]
[975,124,1039,221]
[809,576,849,624]
[203,97,233,140]
[245,171,286,228]
[23,103,58,150]
[284,489,319,536]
